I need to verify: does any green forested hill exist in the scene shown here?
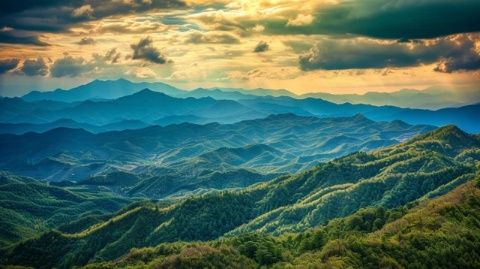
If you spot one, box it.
[2,125,478,268]
[0,173,130,247]
[80,178,480,268]
[230,125,480,235]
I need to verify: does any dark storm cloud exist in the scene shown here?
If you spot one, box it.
[77,37,95,45]
[50,55,94,77]
[262,0,480,39]
[0,1,73,15]
[131,37,167,64]
[434,41,480,73]
[0,58,20,74]
[299,35,480,72]
[435,58,480,73]
[20,57,48,76]
[0,31,49,46]
[253,41,269,53]
[0,0,186,45]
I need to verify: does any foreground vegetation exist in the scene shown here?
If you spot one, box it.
[83,179,480,268]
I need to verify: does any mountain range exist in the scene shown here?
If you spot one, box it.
[1,125,478,268]
[19,79,480,109]
[302,87,480,109]
[1,78,479,268]
[1,81,479,132]
[0,114,432,197]
[22,79,182,103]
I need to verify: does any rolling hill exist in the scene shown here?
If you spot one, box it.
[0,172,130,247]
[0,114,433,189]
[74,178,480,269]
[2,125,478,268]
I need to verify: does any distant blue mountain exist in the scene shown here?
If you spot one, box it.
[301,87,480,109]
[0,114,433,184]
[20,79,479,110]
[21,78,295,103]
[22,78,183,102]
[3,89,480,132]
[238,96,480,133]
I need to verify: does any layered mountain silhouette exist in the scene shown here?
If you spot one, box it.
[22,79,182,102]
[1,84,479,132]
[302,87,480,109]
[20,79,480,109]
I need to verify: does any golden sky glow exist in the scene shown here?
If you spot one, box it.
[0,0,479,96]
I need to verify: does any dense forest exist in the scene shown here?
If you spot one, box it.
[70,179,480,268]
[1,125,479,268]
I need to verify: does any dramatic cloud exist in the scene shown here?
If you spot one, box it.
[254,41,269,53]
[185,31,240,44]
[131,37,167,64]
[299,35,480,72]
[0,31,49,46]
[0,58,19,74]
[50,55,94,77]
[0,0,479,95]
[20,57,48,76]
[77,37,95,45]
[261,0,480,39]
[0,0,186,44]
[434,47,480,73]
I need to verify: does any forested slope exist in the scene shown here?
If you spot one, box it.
[1,125,479,268]
[79,178,480,268]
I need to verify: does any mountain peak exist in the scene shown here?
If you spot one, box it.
[351,113,370,121]
[130,88,164,97]
[117,88,174,104]
[413,125,479,149]
[137,88,155,94]
[115,78,130,83]
[429,125,466,138]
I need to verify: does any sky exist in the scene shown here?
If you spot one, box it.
[0,0,479,96]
